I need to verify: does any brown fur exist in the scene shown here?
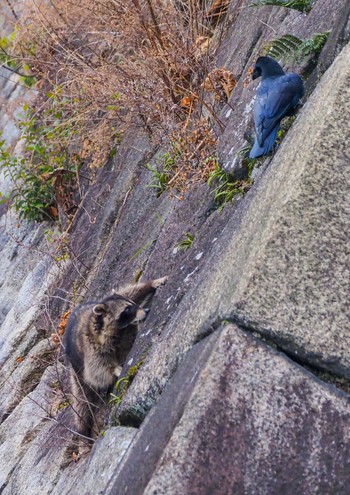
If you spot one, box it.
[64,277,167,442]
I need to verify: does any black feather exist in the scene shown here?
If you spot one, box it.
[249,56,304,158]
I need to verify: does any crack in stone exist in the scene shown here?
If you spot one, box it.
[225,315,350,396]
[192,313,350,396]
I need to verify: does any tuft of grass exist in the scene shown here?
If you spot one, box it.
[146,151,178,197]
[146,140,219,200]
[236,145,257,175]
[146,164,173,196]
[249,0,314,14]
[266,31,330,62]
[130,239,157,261]
[208,161,252,210]
[174,232,194,252]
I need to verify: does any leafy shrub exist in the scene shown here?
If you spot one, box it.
[0,30,35,87]
[0,107,77,222]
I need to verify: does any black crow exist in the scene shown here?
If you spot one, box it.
[249,56,304,158]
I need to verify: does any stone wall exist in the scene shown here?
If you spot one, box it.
[1,1,350,493]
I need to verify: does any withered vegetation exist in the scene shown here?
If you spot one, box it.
[2,0,234,220]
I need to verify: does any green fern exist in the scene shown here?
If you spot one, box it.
[296,31,330,59]
[266,34,303,60]
[249,0,314,13]
[266,31,330,62]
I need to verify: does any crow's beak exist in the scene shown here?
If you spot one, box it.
[252,68,260,80]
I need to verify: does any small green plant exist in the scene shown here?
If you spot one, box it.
[236,145,256,176]
[109,359,145,408]
[266,31,330,62]
[146,163,174,196]
[276,115,297,143]
[249,0,314,14]
[208,161,252,210]
[130,239,157,261]
[174,232,194,252]
[146,147,181,196]
[0,135,56,222]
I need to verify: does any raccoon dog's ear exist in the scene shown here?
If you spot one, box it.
[93,303,107,315]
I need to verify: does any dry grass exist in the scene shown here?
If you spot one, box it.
[5,0,233,215]
[18,0,228,145]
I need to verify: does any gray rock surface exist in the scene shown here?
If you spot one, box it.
[51,427,137,495]
[106,325,350,495]
[106,334,217,494]
[0,366,62,492]
[0,338,54,422]
[119,40,350,420]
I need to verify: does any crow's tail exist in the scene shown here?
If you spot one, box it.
[249,125,279,159]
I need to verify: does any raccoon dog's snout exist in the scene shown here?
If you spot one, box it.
[134,307,149,322]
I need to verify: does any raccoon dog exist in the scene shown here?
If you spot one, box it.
[64,277,167,441]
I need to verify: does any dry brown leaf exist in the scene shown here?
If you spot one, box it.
[243,66,254,88]
[180,96,192,108]
[203,67,236,101]
[58,310,72,336]
[195,36,210,55]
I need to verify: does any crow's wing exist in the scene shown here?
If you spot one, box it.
[254,73,304,147]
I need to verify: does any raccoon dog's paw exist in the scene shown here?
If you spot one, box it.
[114,365,123,377]
[152,276,168,288]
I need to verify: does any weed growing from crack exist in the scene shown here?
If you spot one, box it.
[109,359,145,409]
[174,232,195,252]
[208,160,252,210]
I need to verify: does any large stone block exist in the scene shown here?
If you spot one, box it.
[0,367,62,492]
[51,427,137,495]
[119,41,350,423]
[107,326,350,495]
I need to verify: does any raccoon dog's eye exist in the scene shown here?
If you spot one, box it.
[119,305,135,322]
